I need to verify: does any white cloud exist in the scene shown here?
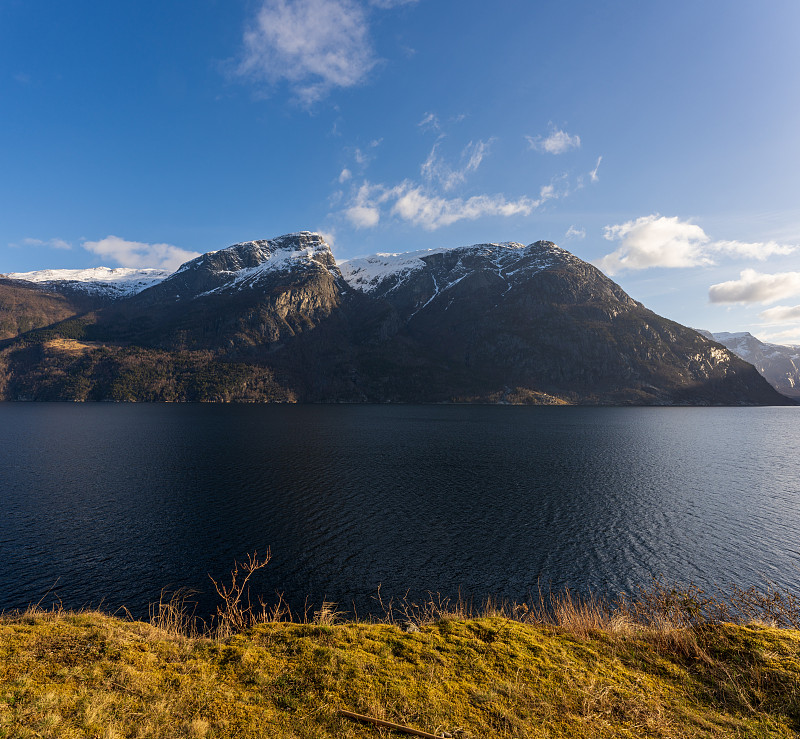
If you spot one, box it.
[596,214,798,275]
[389,184,538,230]
[758,328,800,346]
[527,128,581,154]
[344,183,382,228]
[597,215,712,275]
[368,0,418,6]
[758,304,800,323]
[339,168,352,183]
[565,226,585,240]
[420,138,491,191]
[346,205,381,228]
[709,269,800,305]
[341,177,542,231]
[317,229,336,249]
[339,125,572,232]
[417,111,439,131]
[589,155,602,183]
[14,237,72,250]
[238,0,376,104]
[352,139,382,167]
[710,240,796,260]
[82,236,200,272]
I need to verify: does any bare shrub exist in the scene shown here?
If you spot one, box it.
[209,550,273,639]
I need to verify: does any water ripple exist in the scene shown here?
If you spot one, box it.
[1,405,800,619]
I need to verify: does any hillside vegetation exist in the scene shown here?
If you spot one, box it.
[3,581,800,738]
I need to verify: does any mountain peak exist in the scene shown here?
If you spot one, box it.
[338,239,577,294]
[177,232,333,275]
[137,232,338,303]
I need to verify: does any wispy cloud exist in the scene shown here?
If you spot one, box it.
[417,111,440,131]
[565,226,585,240]
[589,155,602,183]
[710,240,795,260]
[344,183,382,228]
[709,269,800,305]
[342,176,556,231]
[389,184,539,230]
[317,229,337,250]
[368,0,418,6]
[11,237,72,250]
[340,120,576,231]
[82,236,200,272]
[420,139,492,192]
[758,304,800,323]
[596,214,798,276]
[237,0,376,105]
[527,127,581,155]
[758,328,800,346]
[338,168,352,183]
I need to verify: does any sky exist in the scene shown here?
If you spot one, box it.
[2,0,800,342]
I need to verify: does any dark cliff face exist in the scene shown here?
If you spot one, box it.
[0,235,793,405]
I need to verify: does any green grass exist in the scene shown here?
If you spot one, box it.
[2,606,799,738]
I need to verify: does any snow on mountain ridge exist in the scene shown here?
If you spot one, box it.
[1,234,580,300]
[702,330,800,397]
[171,233,339,298]
[338,240,573,293]
[2,266,171,298]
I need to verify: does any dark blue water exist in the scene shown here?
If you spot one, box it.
[1,404,799,620]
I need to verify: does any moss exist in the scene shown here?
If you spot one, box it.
[1,613,799,738]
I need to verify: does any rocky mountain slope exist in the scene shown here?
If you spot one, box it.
[0,233,791,404]
[697,330,800,398]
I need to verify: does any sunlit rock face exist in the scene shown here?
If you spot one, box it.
[697,330,800,399]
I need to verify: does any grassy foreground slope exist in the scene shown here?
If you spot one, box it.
[2,610,799,738]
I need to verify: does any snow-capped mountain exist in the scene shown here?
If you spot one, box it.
[0,232,791,405]
[697,330,800,398]
[2,266,170,299]
[134,232,338,304]
[339,241,578,294]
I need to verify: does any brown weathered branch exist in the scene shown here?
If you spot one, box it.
[338,709,444,738]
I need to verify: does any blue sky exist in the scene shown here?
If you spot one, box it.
[3,0,800,341]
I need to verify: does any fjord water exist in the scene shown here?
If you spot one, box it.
[1,404,799,619]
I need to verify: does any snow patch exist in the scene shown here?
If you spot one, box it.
[189,233,337,297]
[338,241,570,293]
[3,267,171,297]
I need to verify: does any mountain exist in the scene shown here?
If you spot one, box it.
[697,330,800,398]
[0,233,792,405]
[0,278,103,340]
[1,267,169,301]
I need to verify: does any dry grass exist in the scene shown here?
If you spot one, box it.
[371,577,800,637]
[42,338,99,355]
[3,565,800,738]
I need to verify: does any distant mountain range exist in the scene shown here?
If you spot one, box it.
[0,232,791,405]
[696,330,800,398]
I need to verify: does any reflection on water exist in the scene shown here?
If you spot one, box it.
[1,404,799,619]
